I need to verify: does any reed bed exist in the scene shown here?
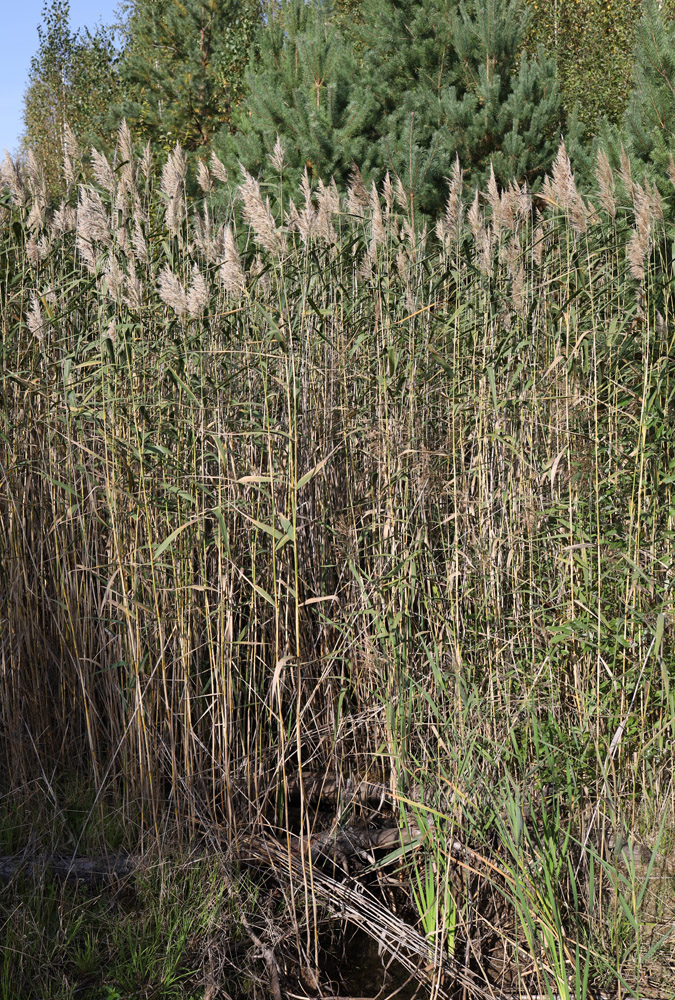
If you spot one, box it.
[1,128,674,997]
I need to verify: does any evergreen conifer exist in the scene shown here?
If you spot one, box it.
[114,0,260,153]
[215,0,374,196]
[621,0,675,183]
[352,0,565,214]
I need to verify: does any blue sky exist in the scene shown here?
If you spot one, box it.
[1,0,123,156]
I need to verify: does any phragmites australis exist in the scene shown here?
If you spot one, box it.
[91,148,116,194]
[197,160,212,195]
[435,157,463,249]
[209,151,228,185]
[316,177,339,244]
[63,124,80,188]
[369,181,386,253]
[238,168,287,256]
[26,292,48,340]
[116,120,136,191]
[1,152,26,206]
[347,164,370,219]
[269,134,286,174]
[219,224,246,296]
[158,265,188,317]
[551,142,587,234]
[162,142,188,236]
[51,202,76,238]
[187,263,209,318]
[628,182,658,282]
[595,149,616,220]
[77,188,112,273]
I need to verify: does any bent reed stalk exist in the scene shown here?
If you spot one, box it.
[1,131,674,995]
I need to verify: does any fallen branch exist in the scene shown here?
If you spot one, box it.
[0,852,136,885]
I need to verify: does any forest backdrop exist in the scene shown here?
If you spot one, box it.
[19,0,675,211]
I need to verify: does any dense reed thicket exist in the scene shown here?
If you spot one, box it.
[1,126,674,997]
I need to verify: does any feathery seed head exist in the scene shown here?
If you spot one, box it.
[370,181,385,250]
[92,148,116,193]
[197,160,212,194]
[219,224,246,295]
[347,164,369,219]
[382,172,394,215]
[209,151,228,185]
[161,142,187,200]
[1,152,25,206]
[158,266,188,317]
[132,221,148,263]
[239,167,287,256]
[269,134,286,174]
[187,263,209,318]
[26,293,49,340]
[51,202,76,237]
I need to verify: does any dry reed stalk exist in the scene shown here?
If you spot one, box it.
[24,151,47,234]
[596,149,616,219]
[25,293,48,341]
[619,146,635,202]
[63,123,80,188]
[394,176,408,213]
[299,168,318,242]
[132,221,148,263]
[468,190,493,275]
[316,178,339,244]
[162,142,188,236]
[117,119,135,181]
[192,205,216,259]
[532,218,545,267]
[487,163,504,232]
[369,181,385,257]
[436,159,463,248]
[139,141,153,181]
[628,183,655,281]
[0,152,26,207]
[124,258,143,312]
[26,201,46,237]
[26,236,40,266]
[103,255,125,302]
[161,143,187,200]
[382,171,394,215]
[76,187,112,272]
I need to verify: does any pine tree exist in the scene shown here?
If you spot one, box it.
[114,0,260,154]
[215,0,375,195]
[351,0,566,215]
[441,0,562,187]
[620,0,675,182]
[22,0,119,194]
[217,0,567,217]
